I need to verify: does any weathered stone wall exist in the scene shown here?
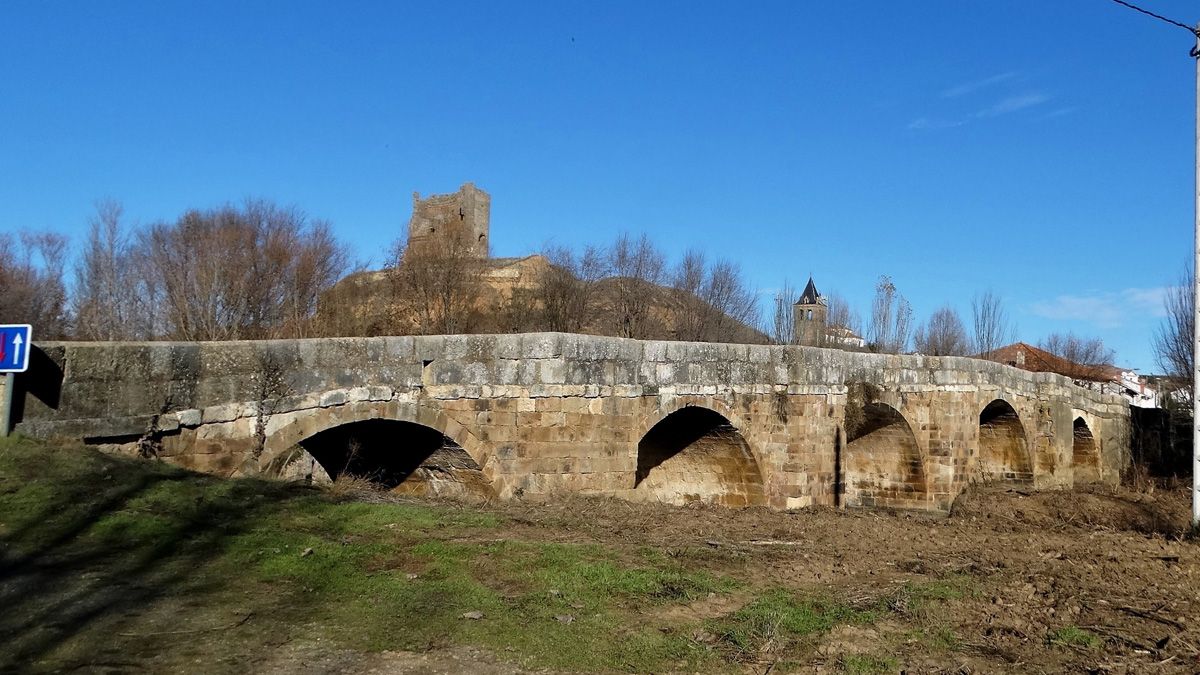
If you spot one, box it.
[12,333,1130,513]
[406,183,490,258]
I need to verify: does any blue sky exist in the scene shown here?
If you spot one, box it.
[2,1,1196,370]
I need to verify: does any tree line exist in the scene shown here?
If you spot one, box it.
[2,200,351,341]
[769,273,1119,379]
[2,203,766,344]
[1,198,1122,382]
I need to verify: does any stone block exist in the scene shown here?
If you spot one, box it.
[655,363,675,383]
[495,359,520,384]
[747,345,772,364]
[665,341,696,361]
[367,385,394,401]
[522,334,562,359]
[495,335,523,359]
[412,336,443,362]
[381,336,415,361]
[319,390,349,408]
[464,362,492,386]
[202,403,241,424]
[156,413,180,432]
[643,341,668,362]
[537,360,567,384]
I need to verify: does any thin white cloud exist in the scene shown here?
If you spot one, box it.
[907,117,964,131]
[974,92,1050,118]
[1029,287,1169,328]
[941,71,1019,98]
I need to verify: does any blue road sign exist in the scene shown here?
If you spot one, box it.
[0,324,32,373]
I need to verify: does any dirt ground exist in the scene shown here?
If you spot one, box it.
[475,482,1198,673]
[3,437,1198,674]
[266,481,1199,674]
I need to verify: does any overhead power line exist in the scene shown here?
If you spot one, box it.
[1108,0,1199,37]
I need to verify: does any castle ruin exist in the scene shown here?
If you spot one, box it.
[406,182,490,258]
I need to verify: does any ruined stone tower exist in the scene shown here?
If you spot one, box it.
[406,182,490,258]
[793,277,827,347]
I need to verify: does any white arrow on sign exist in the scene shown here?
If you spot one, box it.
[11,333,22,366]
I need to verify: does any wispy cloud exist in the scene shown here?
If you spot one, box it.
[941,71,1019,98]
[1029,287,1169,328]
[910,72,1054,131]
[907,117,965,131]
[973,92,1050,118]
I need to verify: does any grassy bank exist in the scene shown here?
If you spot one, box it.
[0,436,1064,673]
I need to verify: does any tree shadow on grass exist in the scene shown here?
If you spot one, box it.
[0,440,327,672]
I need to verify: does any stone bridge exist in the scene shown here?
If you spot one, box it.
[7,333,1130,512]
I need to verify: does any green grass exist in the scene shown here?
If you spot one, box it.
[707,589,880,658]
[1048,625,1102,650]
[889,574,973,615]
[841,653,900,674]
[231,531,733,669]
[916,624,960,650]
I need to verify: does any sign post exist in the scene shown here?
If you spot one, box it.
[0,324,33,438]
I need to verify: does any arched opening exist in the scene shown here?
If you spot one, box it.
[843,403,927,509]
[976,400,1033,484]
[634,406,765,508]
[1072,417,1100,485]
[293,419,490,498]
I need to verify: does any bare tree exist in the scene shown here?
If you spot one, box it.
[1038,332,1116,382]
[538,243,609,333]
[913,305,970,356]
[672,252,759,343]
[0,231,70,338]
[972,290,1014,359]
[867,275,912,354]
[389,238,481,335]
[701,259,760,342]
[607,233,665,339]
[1153,266,1193,400]
[139,200,351,340]
[498,286,541,333]
[279,219,350,338]
[672,249,709,341]
[72,201,156,340]
[771,279,799,345]
[825,291,863,340]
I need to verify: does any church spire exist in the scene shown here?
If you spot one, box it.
[797,276,822,306]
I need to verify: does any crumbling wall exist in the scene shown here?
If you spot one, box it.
[406,183,490,259]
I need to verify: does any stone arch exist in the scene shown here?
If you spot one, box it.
[633,403,766,508]
[258,399,494,496]
[1072,416,1100,485]
[843,402,928,509]
[975,399,1033,484]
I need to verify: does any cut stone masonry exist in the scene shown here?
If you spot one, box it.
[11,333,1129,513]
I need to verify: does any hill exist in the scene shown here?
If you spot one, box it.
[312,255,770,343]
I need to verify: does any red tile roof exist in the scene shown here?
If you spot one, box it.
[984,342,1120,383]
